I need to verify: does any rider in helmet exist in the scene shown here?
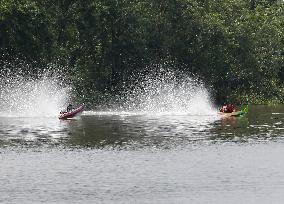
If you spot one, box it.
[67,104,73,112]
[220,104,236,113]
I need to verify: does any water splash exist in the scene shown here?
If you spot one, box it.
[89,66,216,116]
[0,66,71,117]
[120,67,215,115]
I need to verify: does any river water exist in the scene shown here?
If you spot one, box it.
[1,105,284,203]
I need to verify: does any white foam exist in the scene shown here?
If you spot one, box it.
[0,75,70,117]
[111,68,217,116]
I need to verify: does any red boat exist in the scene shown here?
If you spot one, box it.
[58,105,84,119]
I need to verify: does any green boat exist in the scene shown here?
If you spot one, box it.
[218,105,248,117]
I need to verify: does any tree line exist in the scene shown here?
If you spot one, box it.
[1,0,284,104]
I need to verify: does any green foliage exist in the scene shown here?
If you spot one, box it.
[0,0,54,60]
[0,0,284,104]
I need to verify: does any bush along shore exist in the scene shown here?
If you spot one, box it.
[1,0,284,105]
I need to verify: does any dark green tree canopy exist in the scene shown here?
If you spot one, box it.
[0,0,284,104]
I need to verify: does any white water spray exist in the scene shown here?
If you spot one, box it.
[87,67,217,116]
[0,72,70,117]
[126,75,215,115]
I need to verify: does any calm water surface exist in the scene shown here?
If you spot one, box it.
[1,105,284,203]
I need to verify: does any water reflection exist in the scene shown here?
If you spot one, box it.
[0,105,284,149]
[0,117,70,147]
[211,105,284,142]
[67,114,218,149]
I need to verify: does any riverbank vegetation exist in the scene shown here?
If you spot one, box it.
[1,0,284,104]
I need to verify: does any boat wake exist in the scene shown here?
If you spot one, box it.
[86,67,217,117]
[0,71,70,118]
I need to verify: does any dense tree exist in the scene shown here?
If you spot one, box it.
[0,0,284,104]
